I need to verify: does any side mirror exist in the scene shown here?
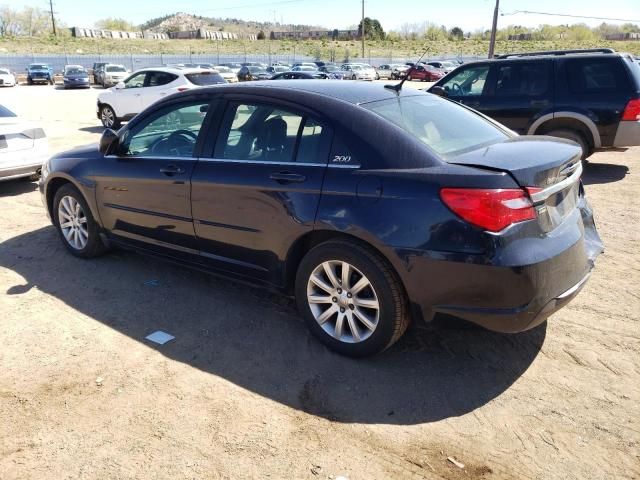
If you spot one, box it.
[99,128,119,155]
[115,81,125,89]
[430,86,448,98]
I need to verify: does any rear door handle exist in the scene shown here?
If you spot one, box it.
[269,172,306,184]
[160,165,186,176]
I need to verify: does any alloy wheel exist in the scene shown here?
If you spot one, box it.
[306,260,380,343]
[101,107,115,128]
[58,195,89,250]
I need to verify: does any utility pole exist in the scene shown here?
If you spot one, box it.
[488,0,499,58]
[48,0,57,36]
[361,0,365,58]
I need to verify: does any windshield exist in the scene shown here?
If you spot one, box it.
[363,95,508,157]
[65,68,86,75]
[185,72,225,85]
[30,64,47,70]
[0,69,9,75]
[0,104,17,117]
[106,66,127,72]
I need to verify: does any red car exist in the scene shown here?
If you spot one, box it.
[406,64,446,82]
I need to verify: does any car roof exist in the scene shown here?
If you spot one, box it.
[197,79,425,105]
[137,66,213,74]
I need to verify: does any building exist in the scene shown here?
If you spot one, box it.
[508,33,533,41]
[270,29,359,40]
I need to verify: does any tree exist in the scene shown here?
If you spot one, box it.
[449,26,464,40]
[18,7,50,37]
[358,17,385,40]
[257,29,265,40]
[95,17,135,31]
[0,6,20,36]
[424,22,446,41]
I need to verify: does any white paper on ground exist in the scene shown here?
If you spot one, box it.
[145,331,175,345]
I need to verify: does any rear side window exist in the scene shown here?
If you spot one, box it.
[495,62,550,96]
[146,71,178,87]
[185,72,225,85]
[566,58,630,94]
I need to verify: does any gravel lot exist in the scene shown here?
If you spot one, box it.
[0,83,638,480]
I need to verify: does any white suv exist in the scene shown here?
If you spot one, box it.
[97,67,226,129]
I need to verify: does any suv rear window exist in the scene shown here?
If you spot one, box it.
[566,58,630,94]
[363,95,508,157]
[185,72,225,85]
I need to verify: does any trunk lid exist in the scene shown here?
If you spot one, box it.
[448,136,583,232]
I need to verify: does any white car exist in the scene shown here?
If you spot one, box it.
[0,68,16,87]
[0,104,48,182]
[341,64,375,81]
[97,67,226,129]
[100,64,129,88]
[213,66,238,83]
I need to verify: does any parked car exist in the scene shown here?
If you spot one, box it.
[237,66,271,82]
[267,65,289,75]
[391,64,410,79]
[41,80,602,357]
[98,64,129,88]
[221,63,242,74]
[0,104,47,182]
[63,65,90,89]
[292,65,318,72]
[426,61,457,74]
[270,72,329,80]
[406,64,445,82]
[97,67,225,129]
[0,68,16,87]
[375,64,395,80]
[26,63,54,85]
[213,66,239,83]
[292,62,318,69]
[341,64,375,81]
[428,48,640,159]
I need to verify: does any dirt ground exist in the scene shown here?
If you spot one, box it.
[0,83,638,480]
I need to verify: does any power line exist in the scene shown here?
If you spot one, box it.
[501,10,640,23]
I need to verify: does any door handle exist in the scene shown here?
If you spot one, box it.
[530,100,550,108]
[269,172,306,184]
[160,165,186,176]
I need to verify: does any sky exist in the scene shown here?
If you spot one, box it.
[16,0,640,32]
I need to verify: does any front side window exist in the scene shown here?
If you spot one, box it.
[120,102,210,158]
[363,94,508,157]
[124,72,146,88]
[216,103,328,164]
[440,65,490,97]
[495,62,550,96]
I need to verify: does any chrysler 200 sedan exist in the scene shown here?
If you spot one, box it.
[39,81,602,357]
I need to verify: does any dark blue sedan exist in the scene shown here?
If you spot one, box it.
[63,65,90,89]
[39,81,602,357]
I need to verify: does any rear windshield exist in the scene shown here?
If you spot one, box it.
[363,95,508,157]
[0,104,17,117]
[106,66,126,72]
[185,72,225,85]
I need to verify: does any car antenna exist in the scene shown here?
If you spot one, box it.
[385,46,430,94]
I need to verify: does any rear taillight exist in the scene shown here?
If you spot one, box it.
[440,188,537,232]
[622,99,640,121]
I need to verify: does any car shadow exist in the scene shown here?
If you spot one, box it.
[78,126,105,134]
[54,85,91,91]
[0,179,38,197]
[582,162,629,185]
[0,226,546,425]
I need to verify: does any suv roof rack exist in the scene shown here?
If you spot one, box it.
[496,48,616,59]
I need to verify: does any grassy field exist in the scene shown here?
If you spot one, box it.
[1,35,639,60]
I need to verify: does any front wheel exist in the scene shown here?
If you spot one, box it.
[53,184,108,258]
[100,105,120,129]
[295,240,410,357]
[407,75,412,81]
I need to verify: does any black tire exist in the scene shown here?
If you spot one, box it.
[27,77,33,85]
[295,240,410,357]
[407,75,412,81]
[52,184,108,259]
[545,129,590,160]
[99,104,121,129]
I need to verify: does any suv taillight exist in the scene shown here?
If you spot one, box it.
[622,99,640,121]
[440,188,537,232]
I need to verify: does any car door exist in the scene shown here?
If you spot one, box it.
[112,71,147,118]
[140,71,180,111]
[190,98,332,285]
[479,60,554,134]
[431,63,493,111]
[94,98,212,254]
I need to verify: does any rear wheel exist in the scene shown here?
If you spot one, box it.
[407,74,412,81]
[545,129,590,160]
[100,105,120,129]
[295,240,410,357]
[53,184,108,258]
